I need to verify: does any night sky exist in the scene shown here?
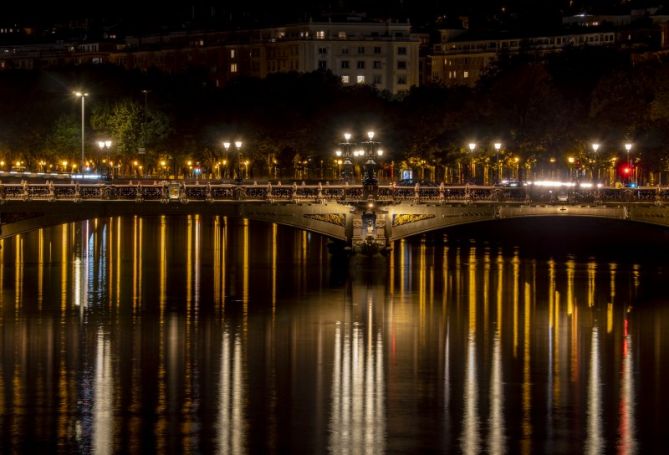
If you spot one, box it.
[4,1,647,27]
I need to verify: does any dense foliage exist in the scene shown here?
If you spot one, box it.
[1,46,669,181]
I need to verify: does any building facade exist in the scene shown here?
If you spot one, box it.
[428,29,617,86]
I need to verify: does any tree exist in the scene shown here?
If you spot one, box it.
[91,99,170,160]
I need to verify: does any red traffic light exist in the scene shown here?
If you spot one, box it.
[622,166,631,175]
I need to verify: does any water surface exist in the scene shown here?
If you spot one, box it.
[0,215,668,453]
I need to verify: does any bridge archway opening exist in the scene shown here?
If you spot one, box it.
[407,217,669,262]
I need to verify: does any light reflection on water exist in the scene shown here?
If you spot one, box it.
[0,216,667,453]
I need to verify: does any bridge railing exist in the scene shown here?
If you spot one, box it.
[1,182,669,204]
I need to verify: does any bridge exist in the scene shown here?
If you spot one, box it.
[1,181,669,252]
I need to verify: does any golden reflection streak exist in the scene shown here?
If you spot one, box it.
[461,246,480,455]
[586,327,603,455]
[221,217,227,313]
[133,216,138,311]
[512,251,519,357]
[61,224,68,311]
[566,260,575,316]
[159,216,167,319]
[588,261,596,307]
[0,240,3,415]
[272,223,278,316]
[116,217,121,308]
[483,250,490,338]
[14,235,23,312]
[156,215,167,450]
[93,329,113,455]
[618,319,637,454]
[139,217,143,310]
[399,239,405,297]
[608,263,617,334]
[496,252,503,334]
[187,215,193,320]
[329,317,385,453]
[107,218,113,309]
[194,214,200,313]
[521,281,532,455]
[389,241,395,296]
[419,240,427,341]
[488,330,504,455]
[243,219,249,333]
[214,216,221,307]
[38,229,44,310]
[57,224,68,442]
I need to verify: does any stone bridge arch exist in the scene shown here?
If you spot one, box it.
[0,200,354,242]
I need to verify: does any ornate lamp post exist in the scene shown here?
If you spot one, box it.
[339,132,354,182]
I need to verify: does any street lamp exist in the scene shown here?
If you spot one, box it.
[74,91,89,174]
[624,143,633,185]
[467,143,476,183]
[222,141,231,180]
[234,140,243,183]
[591,143,600,180]
[339,132,354,182]
[494,142,502,183]
[97,140,112,178]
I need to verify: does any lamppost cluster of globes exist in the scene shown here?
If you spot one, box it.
[334,131,384,184]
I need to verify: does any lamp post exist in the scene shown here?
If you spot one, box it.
[74,91,88,173]
[591,143,600,181]
[234,140,243,184]
[223,141,231,180]
[97,140,112,178]
[467,142,476,184]
[340,132,354,182]
[494,142,502,183]
[624,143,633,185]
[362,130,380,188]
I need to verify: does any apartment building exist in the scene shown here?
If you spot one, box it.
[428,29,617,86]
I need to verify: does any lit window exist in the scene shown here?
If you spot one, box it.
[463,71,469,78]
[230,49,236,59]
[342,75,350,84]
[316,31,325,39]
[357,75,365,83]
[338,32,347,39]
[230,63,238,73]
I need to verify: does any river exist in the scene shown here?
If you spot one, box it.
[0,215,667,453]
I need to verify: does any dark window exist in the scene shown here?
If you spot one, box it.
[398,47,407,55]
[357,60,365,69]
[318,60,327,70]
[373,61,382,69]
[374,47,381,54]
[341,60,350,69]
[358,46,365,54]
[397,61,407,70]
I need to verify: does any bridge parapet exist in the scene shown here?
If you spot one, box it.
[2,182,669,205]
